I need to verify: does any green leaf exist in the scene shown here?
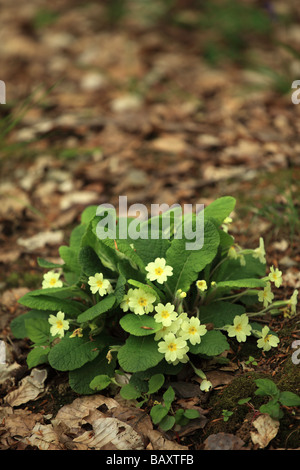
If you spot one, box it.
[255,379,280,399]
[189,330,229,356]
[81,205,98,224]
[25,318,50,344]
[37,258,63,269]
[215,278,267,289]
[204,196,236,225]
[259,400,283,420]
[148,374,165,394]
[120,383,142,400]
[77,294,116,323]
[150,404,169,425]
[78,246,113,278]
[165,220,220,294]
[69,348,117,395]
[213,255,266,283]
[18,293,83,317]
[10,310,51,339]
[159,414,175,431]
[131,237,171,265]
[119,314,161,336]
[199,301,245,328]
[48,332,106,371]
[89,374,112,391]
[163,386,175,408]
[27,346,50,368]
[183,409,200,420]
[117,335,164,373]
[279,391,300,407]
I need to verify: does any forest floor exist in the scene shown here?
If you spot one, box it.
[0,0,299,451]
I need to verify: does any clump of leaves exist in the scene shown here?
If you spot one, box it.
[254,378,300,420]
[10,197,298,402]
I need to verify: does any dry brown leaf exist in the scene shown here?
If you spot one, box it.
[21,423,61,450]
[250,414,280,449]
[147,429,188,451]
[73,417,144,450]
[203,432,245,450]
[52,395,119,431]
[1,408,44,444]
[0,362,22,385]
[4,368,48,407]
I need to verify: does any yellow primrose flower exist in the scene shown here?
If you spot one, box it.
[158,333,188,364]
[49,311,69,338]
[154,303,177,327]
[200,379,212,392]
[257,326,280,352]
[196,280,207,292]
[120,288,134,312]
[154,312,188,341]
[258,282,274,307]
[268,266,283,288]
[128,288,156,315]
[42,271,63,289]
[180,316,207,345]
[253,237,266,264]
[145,257,173,284]
[88,273,113,296]
[227,313,252,343]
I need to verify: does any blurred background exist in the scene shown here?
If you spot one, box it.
[0,0,299,297]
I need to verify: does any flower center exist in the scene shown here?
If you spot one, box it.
[97,280,103,288]
[155,267,163,276]
[161,310,170,319]
[56,320,63,329]
[138,297,147,307]
[264,334,271,343]
[168,342,177,352]
[235,324,242,332]
[50,278,57,286]
[188,326,197,335]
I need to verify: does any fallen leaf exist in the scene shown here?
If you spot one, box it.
[203,432,245,450]
[147,429,188,450]
[21,423,61,450]
[250,414,280,449]
[4,368,48,407]
[52,395,119,431]
[73,417,144,450]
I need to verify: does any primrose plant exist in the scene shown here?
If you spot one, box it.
[11,197,298,400]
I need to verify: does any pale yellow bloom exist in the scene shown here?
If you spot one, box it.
[158,333,188,364]
[88,273,112,296]
[154,303,177,327]
[227,313,252,343]
[128,288,156,315]
[196,280,207,292]
[145,258,173,284]
[49,311,69,338]
[42,271,63,289]
[257,326,279,352]
[268,266,283,288]
[180,317,207,345]
[258,282,274,307]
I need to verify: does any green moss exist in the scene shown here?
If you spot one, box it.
[275,359,300,395]
[204,372,267,435]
